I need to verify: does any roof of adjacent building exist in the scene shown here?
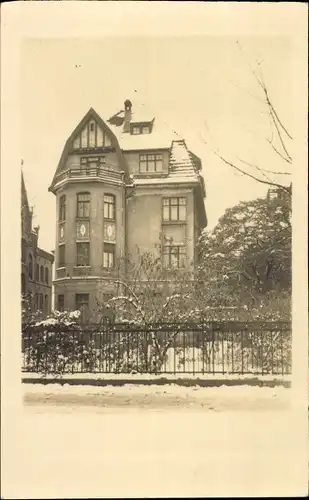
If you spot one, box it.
[37,247,54,262]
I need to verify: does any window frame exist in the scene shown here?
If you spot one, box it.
[163,244,186,269]
[132,126,141,135]
[76,241,90,267]
[76,192,91,219]
[104,194,116,221]
[28,254,33,280]
[162,197,187,222]
[103,243,115,269]
[44,294,48,314]
[75,293,90,323]
[40,265,44,283]
[139,153,163,173]
[39,293,43,311]
[58,244,66,268]
[59,195,66,222]
[57,294,65,312]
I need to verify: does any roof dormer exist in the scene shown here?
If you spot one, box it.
[130,120,154,135]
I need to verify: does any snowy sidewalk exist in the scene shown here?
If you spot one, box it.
[23,383,291,412]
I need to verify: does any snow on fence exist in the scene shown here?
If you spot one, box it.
[21,321,292,376]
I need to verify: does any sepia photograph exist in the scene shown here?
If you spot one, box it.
[1,2,308,498]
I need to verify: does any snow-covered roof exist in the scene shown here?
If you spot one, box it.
[108,116,182,151]
[132,139,201,187]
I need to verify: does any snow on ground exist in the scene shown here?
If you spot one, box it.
[23,382,291,410]
[23,384,291,414]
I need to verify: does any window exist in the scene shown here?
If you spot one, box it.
[28,254,33,280]
[77,192,90,218]
[39,293,43,311]
[44,295,48,314]
[80,156,106,166]
[103,243,115,268]
[58,244,65,267]
[57,294,64,312]
[36,263,39,281]
[90,122,95,132]
[76,242,90,266]
[132,127,141,135]
[59,195,66,221]
[139,153,163,173]
[163,245,186,269]
[21,274,26,295]
[40,265,44,283]
[163,197,186,222]
[75,294,89,323]
[142,126,150,134]
[104,194,116,220]
[45,267,48,284]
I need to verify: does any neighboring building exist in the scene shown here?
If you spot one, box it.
[49,100,207,321]
[267,184,292,202]
[21,172,54,316]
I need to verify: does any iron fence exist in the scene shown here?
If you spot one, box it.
[21,320,292,376]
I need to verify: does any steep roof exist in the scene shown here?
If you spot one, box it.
[49,108,131,191]
[21,171,29,211]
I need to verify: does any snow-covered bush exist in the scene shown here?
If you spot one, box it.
[22,309,98,376]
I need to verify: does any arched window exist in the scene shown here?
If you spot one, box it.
[21,274,26,295]
[104,194,116,220]
[28,254,33,280]
[59,195,66,222]
[44,295,48,314]
[40,265,44,283]
[36,263,39,281]
[77,192,90,218]
[45,267,48,284]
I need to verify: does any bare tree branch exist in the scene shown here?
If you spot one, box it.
[265,139,292,165]
[215,151,292,195]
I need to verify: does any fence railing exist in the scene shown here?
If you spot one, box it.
[21,321,292,376]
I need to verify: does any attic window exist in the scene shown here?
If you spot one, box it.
[132,127,141,135]
[80,156,106,165]
[142,126,150,134]
[90,122,95,132]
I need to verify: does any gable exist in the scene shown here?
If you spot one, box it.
[72,118,112,150]
[49,108,131,192]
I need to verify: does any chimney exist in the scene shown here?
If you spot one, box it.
[123,99,132,133]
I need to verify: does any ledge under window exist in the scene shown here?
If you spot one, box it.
[162,220,186,225]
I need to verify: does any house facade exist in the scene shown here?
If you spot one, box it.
[49,100,207,321]
[21,172,54,315]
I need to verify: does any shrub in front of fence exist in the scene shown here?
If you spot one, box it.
[22,318,292,376]
[22,311,98,376]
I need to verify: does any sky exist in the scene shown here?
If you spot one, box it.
[21,33,292,252]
